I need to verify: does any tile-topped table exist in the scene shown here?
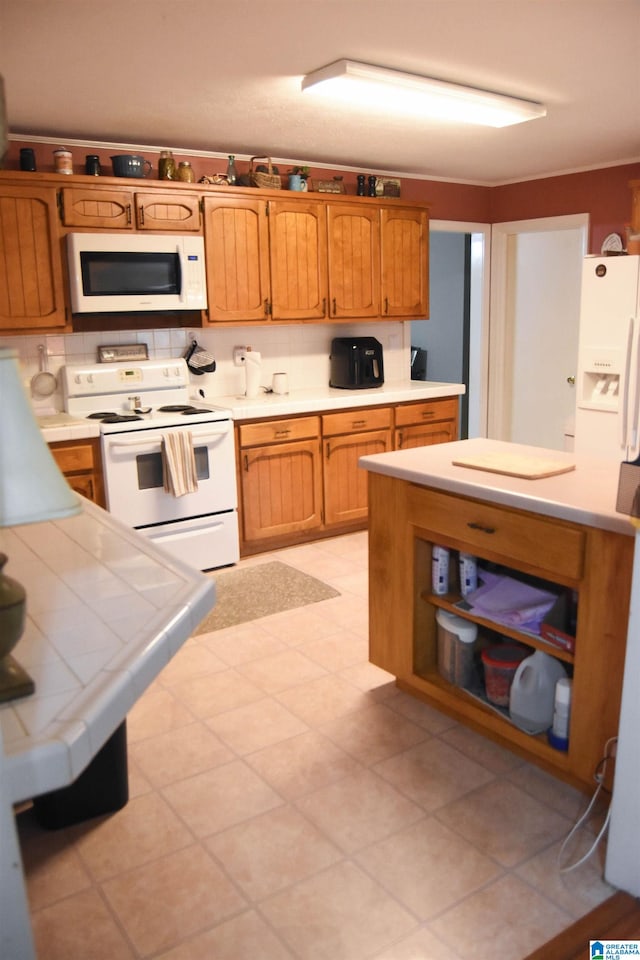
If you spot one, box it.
[0,498,215,959]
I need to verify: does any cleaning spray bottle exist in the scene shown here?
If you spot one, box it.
[244,346,262,398]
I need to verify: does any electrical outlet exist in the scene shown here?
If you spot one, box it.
[233,347,247,367]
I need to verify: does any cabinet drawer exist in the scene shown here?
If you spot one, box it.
[395,398,458,427]
[239,416,319,446]
[408,486,585,580]
[50,442,95,473]
[322,407,392,436]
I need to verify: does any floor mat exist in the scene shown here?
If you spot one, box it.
[194,560,340,632]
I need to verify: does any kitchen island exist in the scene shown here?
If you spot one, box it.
[359,437,634,792]
[0,498,215,959]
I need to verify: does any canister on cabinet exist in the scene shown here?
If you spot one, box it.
[53,148,73,174]
[436,609,477,687]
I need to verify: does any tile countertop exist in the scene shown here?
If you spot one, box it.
[36,381,465,440]
[359,436,635,537]
[0,498,215,805]
[37,412,101,443]
[209,380,465,421]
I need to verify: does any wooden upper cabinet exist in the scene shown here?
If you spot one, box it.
[60,187,201,231]
[0,185,68,332]
[326,203,380,319]
[268,199,328,320]
[203,195,271,322]
[60,187,134,229]
[380,206,429,318]
[134,192,201,231]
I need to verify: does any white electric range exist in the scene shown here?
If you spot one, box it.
[61,357,239,570]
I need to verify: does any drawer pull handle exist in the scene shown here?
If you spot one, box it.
[421,410,435,418]
[274,429,291,438]
[352,419,366,428]
[467,521,496,534]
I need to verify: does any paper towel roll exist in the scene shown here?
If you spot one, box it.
[245,348,261,398]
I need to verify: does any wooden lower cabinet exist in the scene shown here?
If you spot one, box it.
[238,396,459,554]
[395,398,458,449]
[322,407,392,525]
[238,417,322,542]
[367,472,634,792]
[49,438,105,507]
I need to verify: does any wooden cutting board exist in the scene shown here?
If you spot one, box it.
[452,452,576,480]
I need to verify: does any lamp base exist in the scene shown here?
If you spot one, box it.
[0,654,35,703]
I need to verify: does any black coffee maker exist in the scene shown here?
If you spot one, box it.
[329,337,384,389]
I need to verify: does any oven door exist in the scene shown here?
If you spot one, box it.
[101,420,237,527]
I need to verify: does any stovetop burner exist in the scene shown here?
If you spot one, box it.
[157,405,213,415]
[87,412,143,423]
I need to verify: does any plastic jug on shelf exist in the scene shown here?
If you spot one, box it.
[509,650,567,735]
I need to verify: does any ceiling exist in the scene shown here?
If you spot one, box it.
[1,0,639,185]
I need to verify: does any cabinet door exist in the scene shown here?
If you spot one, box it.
[49,439,105,507]
[394,399,458,449]
[203,196,271,322]
[380,206,429,317]
[323,428,392,525]
[240,438,322,541]
[326,203,380,318]
[269,199,328,320]
[395,421,456,449]
[60,187,134,229]
[0,186,68,331]
[135,192,201,231]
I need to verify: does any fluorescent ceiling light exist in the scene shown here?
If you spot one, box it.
[301,60,546,128]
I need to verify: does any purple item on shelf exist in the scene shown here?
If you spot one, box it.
[463,570,557,634]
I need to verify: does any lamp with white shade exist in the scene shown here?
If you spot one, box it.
[0,348,82,702]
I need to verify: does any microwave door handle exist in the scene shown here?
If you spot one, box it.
[177,244,186,304]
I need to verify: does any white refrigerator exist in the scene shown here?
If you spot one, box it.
[574,255,640,460]
[575,257,640,894]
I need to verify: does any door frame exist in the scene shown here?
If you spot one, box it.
[488,213,589,440]
[430,219,491,438]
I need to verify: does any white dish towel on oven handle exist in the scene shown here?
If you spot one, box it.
[162,431,199,497]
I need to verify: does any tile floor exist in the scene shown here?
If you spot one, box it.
[17,531,616,959]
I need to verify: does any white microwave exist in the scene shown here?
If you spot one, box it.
[66,233,208,313]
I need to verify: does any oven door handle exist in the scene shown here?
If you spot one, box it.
[107,428,230,449]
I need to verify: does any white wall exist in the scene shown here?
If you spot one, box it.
[1,321,411,414]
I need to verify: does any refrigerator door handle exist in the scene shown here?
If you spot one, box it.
[620,318,634,452]
[623,317,640,460]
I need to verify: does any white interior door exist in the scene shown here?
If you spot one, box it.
[489,215,588,450]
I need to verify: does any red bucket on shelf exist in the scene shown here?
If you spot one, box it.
[481,645,529,707]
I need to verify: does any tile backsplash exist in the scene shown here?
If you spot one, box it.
[2,321,410,413]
